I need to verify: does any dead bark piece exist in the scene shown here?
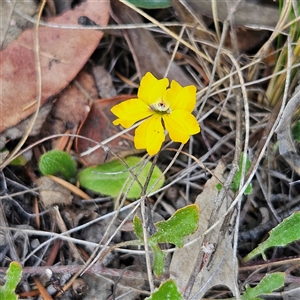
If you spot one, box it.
[110,0,194,86]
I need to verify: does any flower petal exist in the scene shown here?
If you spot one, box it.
[163,110,200,144]
[138,72,169,106]
[134,114,165,155]
[164,80,197,112]
[111,98,153,128]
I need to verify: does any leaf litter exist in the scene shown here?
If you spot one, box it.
[0,0,300,299]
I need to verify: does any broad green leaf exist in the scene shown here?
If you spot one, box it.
[0,262,23,300]
[241,273,285,300]
[231,152,252,195]
[244,212,300,261]
[126,0,171,9]
[146,279,182,300]
[150,204,200,247]
[39,150,76,181]
[78,156,164,198]
[133,204,200,275]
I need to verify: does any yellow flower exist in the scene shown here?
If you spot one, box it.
[111,72,200,155]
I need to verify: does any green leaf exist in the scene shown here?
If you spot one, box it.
[215,183,222,191]
[10,155,28,166]
[291,120,300,142]
[241,272,285,300]
[78,156,164,198]
[133,215,167,275]
[231,152,252,195]
[126,0,171,9]
[151,242,167,276]
[244,183,253,195]
[0,262,23,300]
[150,204,200,247]
[146,279,183,300]
[133,204,199,275]
[39,150,76,181]
[244,212,300,261]
[133,214,144,240]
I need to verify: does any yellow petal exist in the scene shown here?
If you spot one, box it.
[163,110,200,144]
[164,80,197,112]
[134,114,165,155]
[111,98,153,128]
[138,72,169,106]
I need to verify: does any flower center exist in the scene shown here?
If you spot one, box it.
[150,100,171,113]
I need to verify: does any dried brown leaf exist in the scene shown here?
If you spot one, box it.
[170,160,237,298]
[0,0,110,133]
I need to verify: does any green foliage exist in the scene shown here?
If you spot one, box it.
[291,120,300,142]
[231,153,252,195]
[10,155,28,166]
[39,150,76,181]
[150,204,200,247]
[0,262,22,300]
[244,212,300,261]
[78,156,164,198]
[125,0,171,9]
[146,279,183,300]
[133,204,199,275]
[216,153,252,195]
[241,272,285,300]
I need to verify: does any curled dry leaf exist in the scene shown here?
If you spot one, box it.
[276,88,300,175]
[172,0,272,53]
[110,0,194,86]
[36,176,72,208]
[173,0,279,28]
[92,65,117,99]
[0,0,110,133]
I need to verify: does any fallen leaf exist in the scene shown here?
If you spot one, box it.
[36,176,73,208]
[174,0,279,28]
[276,88,300,175]
[0,0,110,133]
[92,65,117,99]
[172,0,270,53]
[110,0,194,86]
[169,160,238,298]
